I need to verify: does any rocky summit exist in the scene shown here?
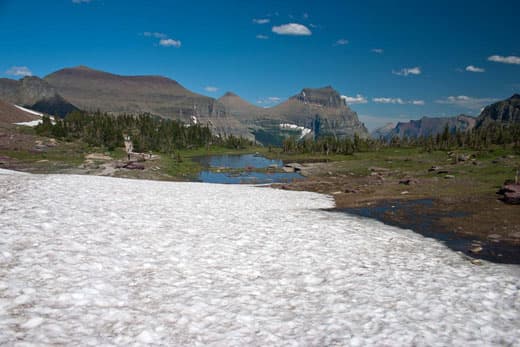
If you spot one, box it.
[476,94,520,128]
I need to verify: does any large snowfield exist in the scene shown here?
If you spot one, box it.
[0,169,519,346]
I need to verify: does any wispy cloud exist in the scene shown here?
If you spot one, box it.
[272,23,312,36]
[253,18,270,24]
[143,32,167,39]
[488,55,520,65]
[341,94,367,104]
[204,86,218,93]
[72,0,92,3]
[436,95,497,110]
[465,65,485,73]
[257,96,282,106]
[371,48,384,54]
[392,67,421,76]
[373,97,425,105]
[159,38,181,47]
[6,66,32,77]
[334,39,349,46]
[256,34,269,40]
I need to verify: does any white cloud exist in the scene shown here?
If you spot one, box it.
[436,95,497,110]
[256,34,269,40]
[373,97,424,105]
[5,66,32,77]
[488,55,520,65]
[341,94,367,105]
[392,67,421,76]
[371,48,384,54]
[373,97,405,104]
[465,65,485,73]
[334,39,349,46]
[272,23,312,36]
[204,86,218,93]
[253,18,270,24]
[143,32,167,39]
[159,38,181,48]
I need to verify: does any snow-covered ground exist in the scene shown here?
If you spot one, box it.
[0,170,519,346]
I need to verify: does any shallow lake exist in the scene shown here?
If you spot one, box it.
[194,154,303,184]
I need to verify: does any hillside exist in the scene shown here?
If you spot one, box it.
[44,66,251,138]
[217,92,266,119]
[0,100,41,124]
[219,87,369,141]
[385,115,476,139]
[476,94,520,128]
[0,76,78,117]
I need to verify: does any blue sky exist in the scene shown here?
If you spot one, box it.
[1,0,519,130]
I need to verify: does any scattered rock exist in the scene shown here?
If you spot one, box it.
[344,188,359,194]
[487,234,502,240]
[469,245,483,254]
[471,259,483,265]
[123,162,145,170]
[428,166,442,172]
[444,175,455,179]
[497,183,520,204]
[437,170,449,174]
[332,191,342,195]
[400,191,409,195]
[399,178,418,185]
[369,167,390,173]
[284,163,303,172]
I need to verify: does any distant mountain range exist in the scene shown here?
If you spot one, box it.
[0,66,368,143]
[0,65,518,144]
[371,94,519,140]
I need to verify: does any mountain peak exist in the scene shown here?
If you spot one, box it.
[222,91,238,97]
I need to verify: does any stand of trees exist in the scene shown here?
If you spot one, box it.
[282,124,520,155]
[35,110,253,152]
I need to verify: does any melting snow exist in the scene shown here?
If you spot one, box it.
[0,170,519,346]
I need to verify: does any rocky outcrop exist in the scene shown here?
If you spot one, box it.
[476,94,520,128]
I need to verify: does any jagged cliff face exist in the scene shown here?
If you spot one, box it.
[476,94,520,128]
[270,87,369,138]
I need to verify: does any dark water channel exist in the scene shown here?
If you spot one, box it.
[330,199,520,264]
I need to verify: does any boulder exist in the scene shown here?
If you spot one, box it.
[399,178,418,185]
[497,183,520,204]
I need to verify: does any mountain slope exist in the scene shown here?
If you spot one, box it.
[0,100,41,124]
[270,87,369,138]
[217,92,266,119]
[386,115,476,139]
[44,66,251,138]
[0,76,78,117]
[476,94,520,128]
[371,123,395,139]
